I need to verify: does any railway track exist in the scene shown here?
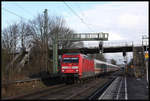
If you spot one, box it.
[41,78,108,100]
[62,71,122,100]
[88,76,116,100]
[3,70,122,100]
[65,78,109,100]
[40,71,121,100]
[98,76,126,100]
[88,70,125,100]
[3,83,65,100]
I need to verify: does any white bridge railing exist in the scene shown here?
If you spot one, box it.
[103,41,149,47]
[84,41,149,48]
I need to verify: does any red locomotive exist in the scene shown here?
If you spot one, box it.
[61,53,120,83]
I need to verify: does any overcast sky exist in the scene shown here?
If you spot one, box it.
[2,1,149,64]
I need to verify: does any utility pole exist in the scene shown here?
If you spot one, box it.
[44,9,48,73]
[42,9,59,75]
[43,9,59,75]
[53,28,58,74]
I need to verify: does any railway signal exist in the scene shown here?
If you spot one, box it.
[99,41,103,54]
[123,51,126,57]
[145,52,149,59]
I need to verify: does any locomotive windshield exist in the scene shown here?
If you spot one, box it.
[63,57,79,63]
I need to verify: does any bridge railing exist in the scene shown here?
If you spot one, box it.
[58,32,109,41]
[103,41,133,47]
[103,41,149,47]
[84,41,149,48]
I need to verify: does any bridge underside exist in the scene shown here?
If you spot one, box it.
[12,46,148,55]
[58,46,148,55]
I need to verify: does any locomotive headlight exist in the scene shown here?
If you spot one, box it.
[62,66,68,69]
[72,66,78,69]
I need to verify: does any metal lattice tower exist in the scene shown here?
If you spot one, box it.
[133,46,145,78]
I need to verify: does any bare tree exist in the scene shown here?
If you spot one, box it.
[2,23,20,79]
[18,21,33,51]
[2,28,10,51]
[2,10,83,79]
[58,27,77,49]
[27,13,73,74]
[2,23,19,53]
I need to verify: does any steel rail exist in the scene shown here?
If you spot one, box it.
[3,84,65,100]
[88,71,121,100]
[88,77,116,100]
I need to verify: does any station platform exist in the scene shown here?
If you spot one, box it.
[98,75,149,100]
[127,76,149,100]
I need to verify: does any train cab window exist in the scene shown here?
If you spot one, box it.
[63,57,79,63]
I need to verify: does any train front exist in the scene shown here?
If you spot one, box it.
[61,54,80,80]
